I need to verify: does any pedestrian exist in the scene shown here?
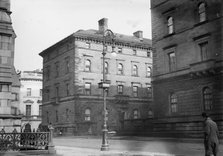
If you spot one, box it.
[202,112,219,156]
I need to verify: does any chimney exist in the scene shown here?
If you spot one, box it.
[133,31,143,41]
[98,18,108,33]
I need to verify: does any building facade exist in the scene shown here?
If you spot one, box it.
[151,0,223,138]
[19,70,42,132]
[39,18,152,135]
[0,0,21,132]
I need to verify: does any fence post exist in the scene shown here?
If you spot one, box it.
[48,125,56,154]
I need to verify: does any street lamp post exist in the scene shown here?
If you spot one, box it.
[99,29,115,151]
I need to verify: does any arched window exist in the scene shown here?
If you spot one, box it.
[132,65,138,76]
[146,66,152,77]
[170,93,177,113]
[85,108,91,121]
[203,87,212,110]
[85,59,91,72]
[133,109,139,119]
[105,62,109,74]
[167,17,174,34]
[148,109,153,118]
[199,3,206,22]
[118,63,124,75]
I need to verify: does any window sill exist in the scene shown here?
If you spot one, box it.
[163,33,175,38]
[194,20,209,27]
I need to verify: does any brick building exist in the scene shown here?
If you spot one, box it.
[0,0,21,132]
[19,70,42,132]
[151,0,223,138]
[39,18,152,135]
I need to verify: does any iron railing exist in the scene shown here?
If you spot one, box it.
[0,129,50,151]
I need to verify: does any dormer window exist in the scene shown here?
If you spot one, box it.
[167,17,174,34]
[198,3,206,22]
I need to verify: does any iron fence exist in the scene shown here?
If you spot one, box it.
[0,129,50,151]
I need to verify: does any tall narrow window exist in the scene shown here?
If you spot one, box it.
[133,86,138,97]
[105,62,109,74]
[66,83,69,96]
[27,88,31,96]
[55,86,59,98]
[85,108,91,121]
[146,66,152,77]
[56,110,58,122]
[46,66,50,81]
[167,17,174,34]
[132,65,138,76]
[66,109,69,121]
[133,109,139,119]
[147,84,152,98]
[39,106,42,116]
[55,62,59,77]
[85,59,91,72]
[84,83,91,95]
[86,42,90,49]
[147,51,151,57]
[46,111,49,123]
[168,52,176,71]
[26,105,31,116]
[117,85,123,95]
[203,87,212,110]
[199,42,208,61]
[133,49,137,55]
[198,3,206,22]
[170,93,177,113]
[40,89,42,97]
[65,57,70,73]
[118,63,124,75]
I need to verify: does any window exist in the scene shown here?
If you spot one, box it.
[56,110,58,122]
[12,93,19,101]
[133,86,138,97]
[26,105,31,116]
[84,83,91,95]
[167,17,174,34]
[65,57,70,73]
[66,83,69,96]
[148,109,153,118]
[27,88,31,96]
[39,106,42,116]
[40,89,42,97]
[147,84,152,98]
[85,59,91,72]
[46,66,50,81]
[133,109,139,119]
[104,45,108,51]
[84,108,91,121]
[199,42,208,61]
[168,52,176,71]
[105,62,109,74]
[112,46,115,52]
[55,86,59,98]
[46,111,49,123]
[0,84,9,92]
[118,47,122,53]
[55,62,59,77]
[132,65,138,76]
[133,49,137,55]
[86,42,90,48]
[147,51,151,57]
[203,87,212,110]
[198,3,206,22]
[170,93,177,113]
[146,66,152,77]
[117,63,124,75]
[0,35,11,50]
[66,109,69,121]
[117,85,123,95]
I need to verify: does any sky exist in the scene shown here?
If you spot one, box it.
[11,0,151,71]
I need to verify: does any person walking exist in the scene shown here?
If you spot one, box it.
[202,112,219,156]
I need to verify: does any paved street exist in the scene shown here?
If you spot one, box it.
[54,136,223,156]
